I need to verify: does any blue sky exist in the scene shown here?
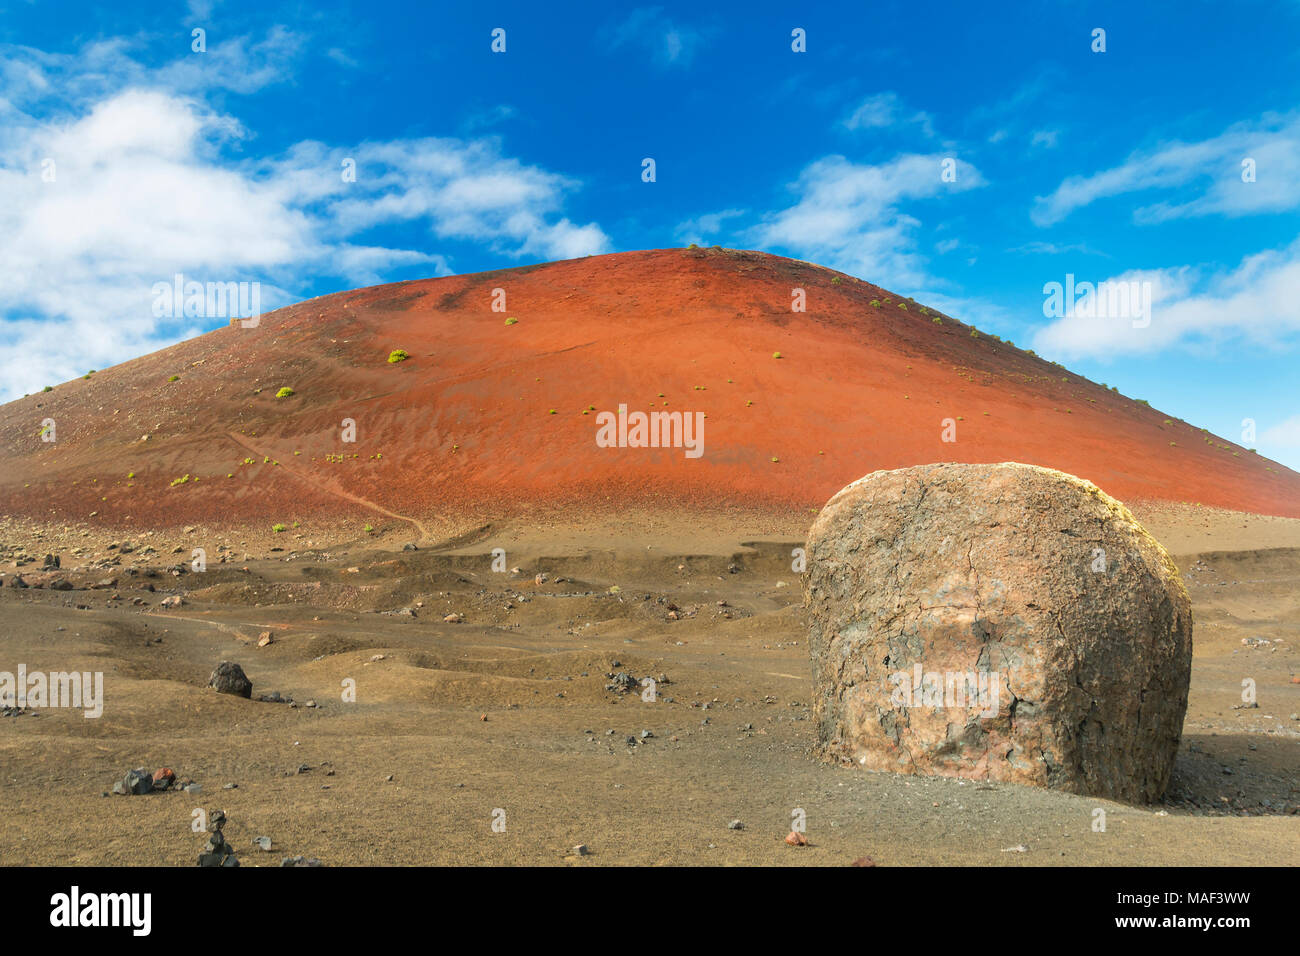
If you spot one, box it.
[3,0,1299,469]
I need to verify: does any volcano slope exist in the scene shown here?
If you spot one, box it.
[2,246,1298,540]
[1,248,1298,868]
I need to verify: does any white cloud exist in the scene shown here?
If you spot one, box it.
[1030,129,1059,149]
[1032,238,1300,359]
[606,8,706,67]
[674,208,746,245]
[746,153,985,289]
[843,92,934,137]
[1033,112,1300,226]
[1261,415,1300,449]
[0,38,610,401]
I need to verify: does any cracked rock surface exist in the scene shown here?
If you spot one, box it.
[804,462,1193,803]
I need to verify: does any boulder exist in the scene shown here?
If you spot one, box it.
[803,462,1192,803]
[207,661,253,699]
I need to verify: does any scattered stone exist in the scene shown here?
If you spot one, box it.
[160,595,183,608]
[605,672,638,694]
[805,462,1193,803]
[257,631,274,647]
[572,844,589,857]
[727,819,744,831]
[280,855,322,867]
[208,661,253,699]
[535,573,548,585]
[443,612,463,623]
[254,836,273,852]
[785,831,808,847]
[850,856,877,867]
[111,768,153,796]
[49,579,73,591]
[42,554,59,570]
[151,768,177,790]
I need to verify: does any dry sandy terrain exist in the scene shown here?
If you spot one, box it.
[0,503,1296,866]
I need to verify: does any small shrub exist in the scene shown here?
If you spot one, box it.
[364,523,374,533]
[772,351,782,359]
[272,523,287,533]
[931,316,942,324]
[276,387,294,398]
[898,303,908,311]
[42,385,52,392]
[870,299,880,308]
[167,375,179,382]
[170,475,190,487]
[505,317,518,326]
[387,349,409,363]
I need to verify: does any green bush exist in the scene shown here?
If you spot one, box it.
[275,387,294,399]
[387,349,409,363]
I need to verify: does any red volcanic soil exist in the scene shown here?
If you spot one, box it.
[3,247,1299,533]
